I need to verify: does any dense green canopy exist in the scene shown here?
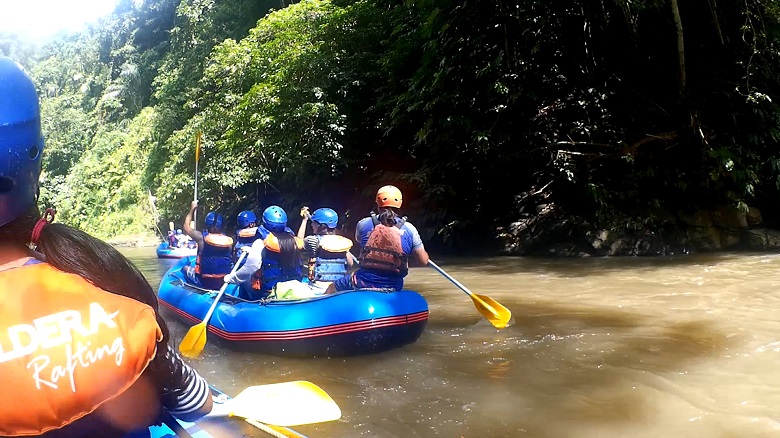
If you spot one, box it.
[3,0,780,253]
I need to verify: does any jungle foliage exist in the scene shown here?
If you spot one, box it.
[2,0,780,251]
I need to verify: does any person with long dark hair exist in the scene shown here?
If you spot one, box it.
[224,206,304,300]
[325,185,429,294]
[0,56,212,437]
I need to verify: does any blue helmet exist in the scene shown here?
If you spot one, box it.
[0,57,44,227]
[176,229,183,234]
[204,211,223,229]
[311,208,338,229]
[262,205,288,232]
[237,210,257,228]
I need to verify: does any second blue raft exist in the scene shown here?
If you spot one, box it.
[156,242,198,259]
[158,256,429,357]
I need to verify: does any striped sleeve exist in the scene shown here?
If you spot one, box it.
[303,235,318,257]
[160,345,211,416]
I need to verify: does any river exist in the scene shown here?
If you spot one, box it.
[122,248,780,438]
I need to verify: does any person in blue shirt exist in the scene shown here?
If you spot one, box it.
[325,185,429,294]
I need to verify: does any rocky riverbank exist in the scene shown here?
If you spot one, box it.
[107,233,161,248]
[500,204,780,256]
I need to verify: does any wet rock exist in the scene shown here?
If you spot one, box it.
[747,206,762,226]
[744,228,780,249]
[712,205,748,229]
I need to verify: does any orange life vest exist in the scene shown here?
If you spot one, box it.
[360,224,406,274]
[0,262,162,436]
[237,227,258,239]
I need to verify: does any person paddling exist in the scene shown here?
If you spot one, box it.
[182,202,234,289]
[225,206,304,300]
[298,207,356,286]
[0,56,212,437]
[325,185,429,294]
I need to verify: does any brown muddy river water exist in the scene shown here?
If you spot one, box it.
[122,248,780,438]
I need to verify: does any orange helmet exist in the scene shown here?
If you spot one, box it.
[376,185,403,208]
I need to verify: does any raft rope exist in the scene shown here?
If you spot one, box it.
[245,419,310,438]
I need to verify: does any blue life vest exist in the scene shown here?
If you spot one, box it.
[251,234,303,293]
[308,235,353,282]
[255,225,271,240]
[255,225,295,241]
[195,233,234,278]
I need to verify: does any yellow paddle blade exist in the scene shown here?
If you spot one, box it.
[179,321,208,358]
[178,252,247,358]
[229,381,341,426]
[195,131,202,162]
[471,293,512,329]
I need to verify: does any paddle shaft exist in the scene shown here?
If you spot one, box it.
[179,251,248,357]
[428,260,476,298]
[428,259,512,329]
[193,159,199,227]
[245,419,309,438]
[202,251,247,323]
[193,132,201,228]
[148,189,166,240]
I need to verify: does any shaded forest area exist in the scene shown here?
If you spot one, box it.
[2,0,780,255]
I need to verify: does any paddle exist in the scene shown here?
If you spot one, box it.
[193,131,201,229]
[206,381,341,427]
[208,386,310,438]
[245,419,309,438]
[179,251,248,358]
[428,260,512,329]
[148,189,166,241]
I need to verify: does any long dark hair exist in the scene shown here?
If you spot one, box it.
[273,231,300,269]
[313,222,337,235]
[2,207,185,397]
[375,207,400,226]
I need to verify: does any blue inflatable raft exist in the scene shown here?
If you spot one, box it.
[157,257,429,357]
[156,242,198,259]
